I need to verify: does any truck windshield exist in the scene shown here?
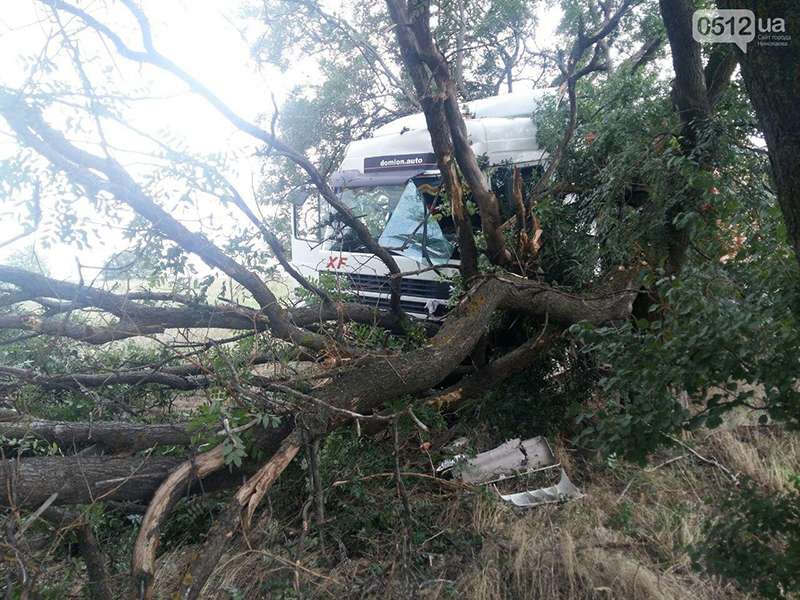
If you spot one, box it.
[322,185,403,252]
[324,181,454,263]
[378,181,453,263]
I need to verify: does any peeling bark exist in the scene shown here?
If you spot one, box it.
[177,435,302,600]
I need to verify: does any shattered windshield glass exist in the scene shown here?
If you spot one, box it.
[323,185,404,252]
[323,181,453,263]
[378,181,453,264]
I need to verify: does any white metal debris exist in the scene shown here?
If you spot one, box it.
[437,436,558,484]
[500,469,583,507]
[435,436,584,508]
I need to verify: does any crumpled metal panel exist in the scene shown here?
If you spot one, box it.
[500,469,583,507]
[457,436,557,484]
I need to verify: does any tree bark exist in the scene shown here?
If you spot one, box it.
[0,420,292,508]
[659,0,714,274]
[659,0,711,148]
[75,520,114,600]
[717,0,800,266]
[394,0,512,267]
[1,454,185,508]
[0,419,192,452]
[385,0,480,280]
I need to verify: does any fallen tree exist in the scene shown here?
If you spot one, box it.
[0,0,784,597]
[0,0,640,594]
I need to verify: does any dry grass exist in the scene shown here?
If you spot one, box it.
[708,426,800,493]
[148,424,799,600]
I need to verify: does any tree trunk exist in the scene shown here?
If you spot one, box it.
[659,0,714,274]
[0,420,292,508]
[455,0,465,95]
[717,0,800,266]
[0,419,192,452]
[1,455,185,508]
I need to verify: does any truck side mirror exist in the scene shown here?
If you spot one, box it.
[291,187,322,242]
[289,188,310,207]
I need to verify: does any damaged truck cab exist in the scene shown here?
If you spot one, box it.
[290,90,549,319]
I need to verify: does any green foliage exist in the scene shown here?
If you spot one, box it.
[297,422,485,569]
[292,273,429,351]
[0,321,176,420]
[0,434,60,458]
[435,0,539,98]
[692,476,800,598]
[188,400,284,468]
[464,336,595,440]
[527,37,799,461]
[223,433,247,468]
[293,272,353,305]
[571,227,800,460]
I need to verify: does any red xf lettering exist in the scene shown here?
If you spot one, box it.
[326,256,348,269]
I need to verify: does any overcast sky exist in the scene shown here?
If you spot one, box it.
[0,0,561,280]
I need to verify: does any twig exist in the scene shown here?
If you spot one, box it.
[645,454,689,472]
[18,493,58,536]
[664,434,738,483]
[331,471,468,490]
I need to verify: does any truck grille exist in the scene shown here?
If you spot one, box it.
[327,272,452,299]
[324,271,452,318]
[357,295,449,318]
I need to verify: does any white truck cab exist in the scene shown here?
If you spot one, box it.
[290,90,550,319]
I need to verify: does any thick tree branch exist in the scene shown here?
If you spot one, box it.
[389,0,511,268]
[0,264,412,348]
[132,444,226,599]
[704,44,738,108]
[385,0,480,279]
[659,0,711,147]
[717,0,800,266]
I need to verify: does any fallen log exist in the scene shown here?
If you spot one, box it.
[0,420,293,508]
[0,419,192,452]
[1,454,185,508]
